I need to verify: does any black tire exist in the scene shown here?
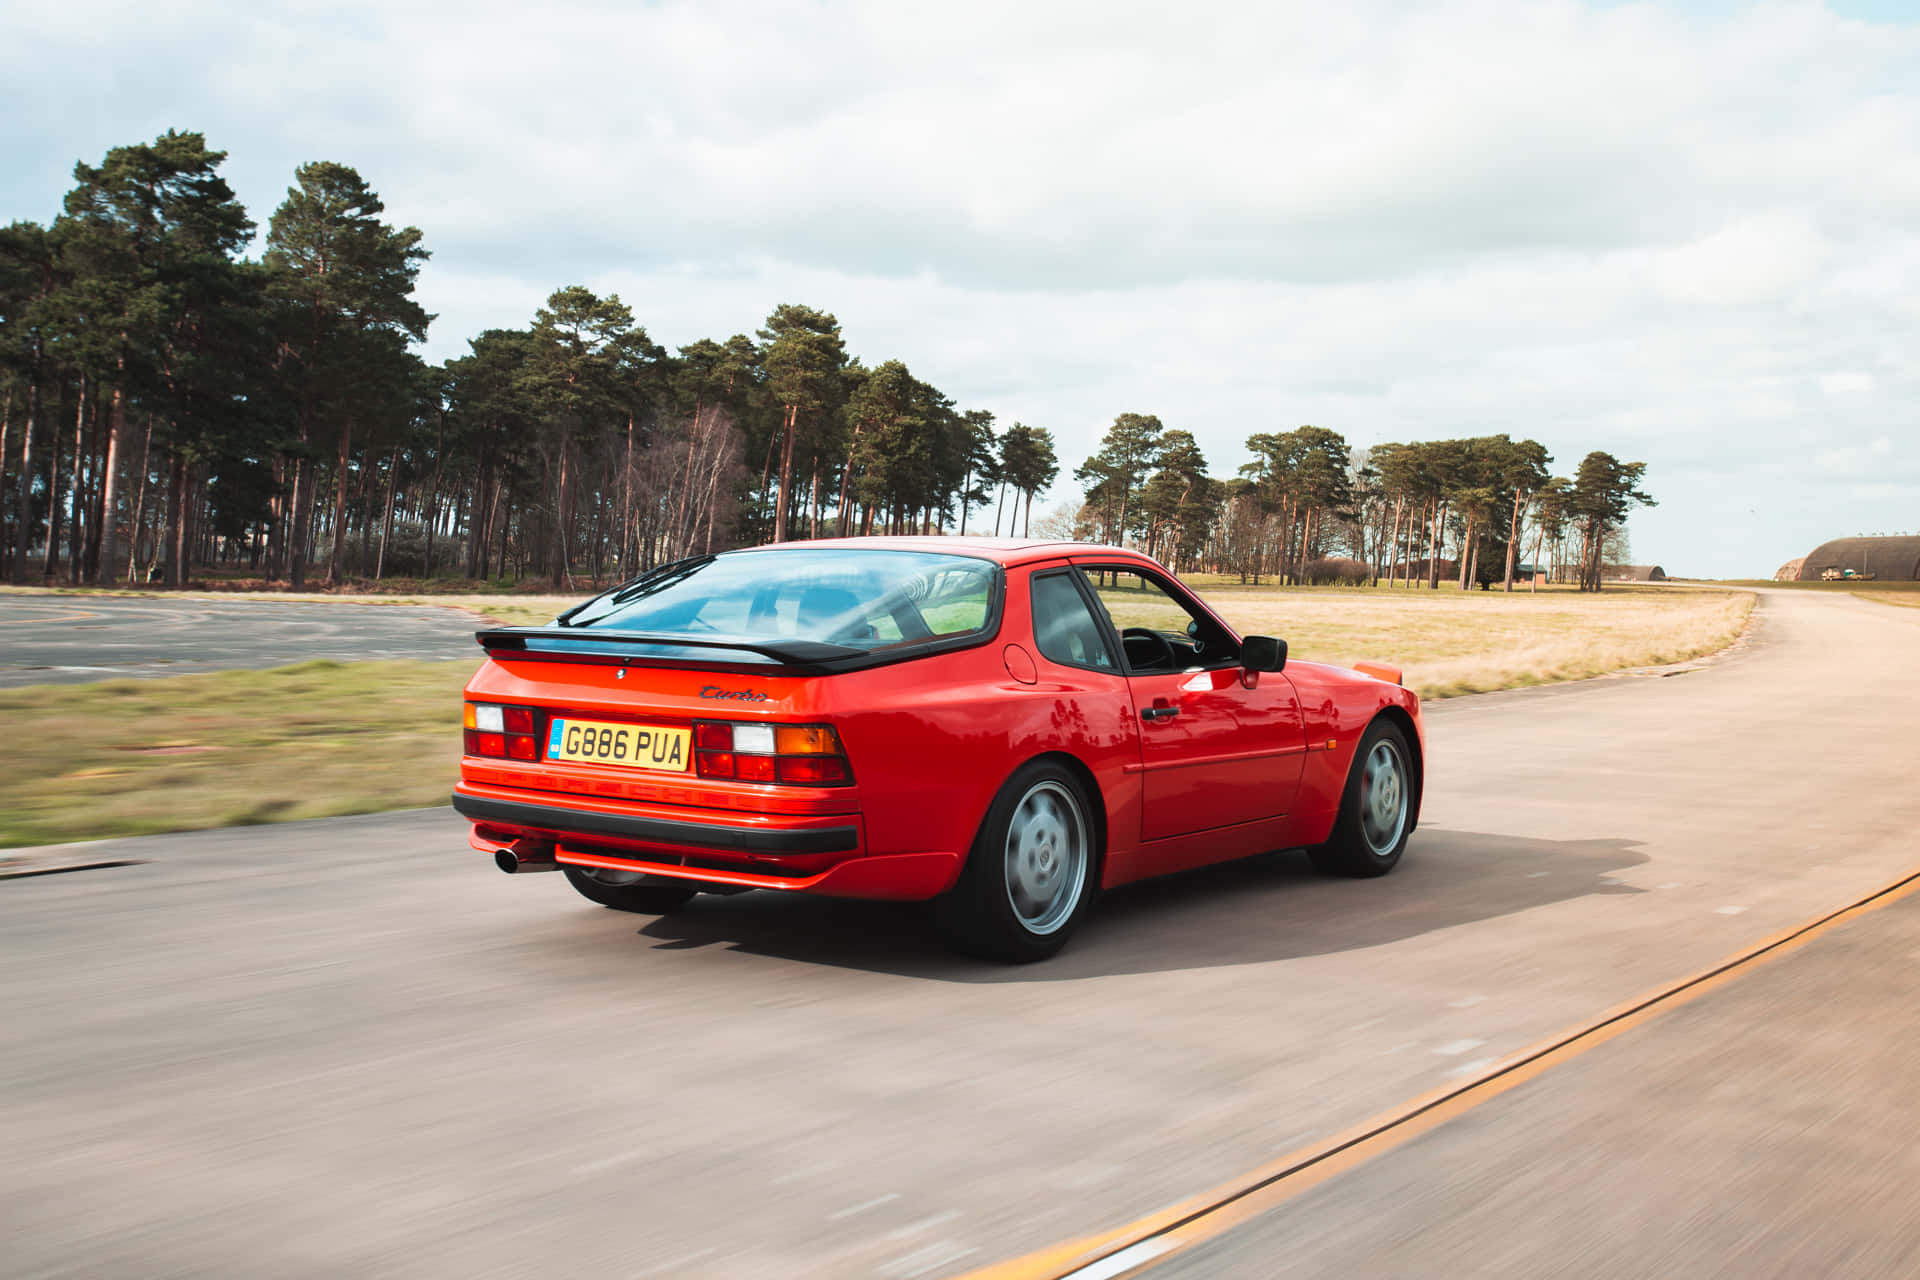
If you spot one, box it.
[1309,719,1415,878]
[936,761,1098,963]
[563,866,699,914]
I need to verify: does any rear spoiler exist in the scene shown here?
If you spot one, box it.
[474,627,866,672]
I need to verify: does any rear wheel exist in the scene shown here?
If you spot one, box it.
[937,762,1096,963]
[1309,719,1414,878]
[563,866,699,914]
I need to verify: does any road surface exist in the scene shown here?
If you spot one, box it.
[2,588,1917,1278]
[0,592,489,687]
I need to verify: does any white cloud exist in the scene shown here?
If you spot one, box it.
[3,0,1919,576]
[1653,216,1825,306]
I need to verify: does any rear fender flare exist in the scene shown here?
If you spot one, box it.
[962,751,1108,892]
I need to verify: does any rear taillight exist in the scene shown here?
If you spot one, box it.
[694,721,852,786]
[465,703,541,760]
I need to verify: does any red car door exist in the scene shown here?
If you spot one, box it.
[1074,564,1308,843]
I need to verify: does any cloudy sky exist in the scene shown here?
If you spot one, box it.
[5,0,1917,576]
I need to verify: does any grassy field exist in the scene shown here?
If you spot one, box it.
[1206,583,1753,698]
[0,661,474,850]
[0,582,1754,849]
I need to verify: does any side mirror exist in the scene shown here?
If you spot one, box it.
[1242,635,1287,673]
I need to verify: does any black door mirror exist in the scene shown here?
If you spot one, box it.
[1241,635,1287,673]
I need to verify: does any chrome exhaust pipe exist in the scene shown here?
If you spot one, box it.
[494,843,559,874]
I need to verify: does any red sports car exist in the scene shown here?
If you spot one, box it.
[454,538,1423,961]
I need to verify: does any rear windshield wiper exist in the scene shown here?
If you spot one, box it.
[555,556,717,627]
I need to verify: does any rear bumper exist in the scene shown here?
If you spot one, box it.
[452,792,858,854]
[452,783,962,900]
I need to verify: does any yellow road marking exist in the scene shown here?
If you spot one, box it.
[955,866,1920,1280]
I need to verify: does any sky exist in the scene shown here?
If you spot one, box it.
[4,0,1917,578]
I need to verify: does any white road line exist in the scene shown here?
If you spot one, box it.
[1433,1038,1486,1056]
[828,1193,900,1221]
[570,1150,646,1176]
[877,1240,977,1277]
[630,1246,716,1276]
[1715,905,1748,915]
[887,1209,964,1240]
[1058,1238,1177,1280]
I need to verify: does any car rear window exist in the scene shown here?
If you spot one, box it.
[558,549,1000,657]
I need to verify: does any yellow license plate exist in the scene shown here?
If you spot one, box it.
[546,719,692,772]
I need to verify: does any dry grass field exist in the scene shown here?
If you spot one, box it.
[1192,583,1754,698]
[0,581,1754,849]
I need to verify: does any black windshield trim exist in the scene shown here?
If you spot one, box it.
[476,628,864,668]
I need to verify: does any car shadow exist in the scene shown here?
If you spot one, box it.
[622,828,1651,981]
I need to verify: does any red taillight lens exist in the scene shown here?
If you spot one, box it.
[465,704,541,759]
[693,721,851,785]
[734,753,777,782]
[776,756,847,784]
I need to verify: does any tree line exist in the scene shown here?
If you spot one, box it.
[0,132,1061,591]
[1,132,1651,596]
[1074,416,1653,592]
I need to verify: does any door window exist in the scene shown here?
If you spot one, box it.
[1030,571,1117,670]
[1078,567,1236,673]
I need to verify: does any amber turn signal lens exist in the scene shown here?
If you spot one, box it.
[774,726,841,755]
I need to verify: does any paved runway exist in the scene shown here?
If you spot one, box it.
[0,592,492,686]
[2,589,1917,1277]
[1155,880,1920,1278]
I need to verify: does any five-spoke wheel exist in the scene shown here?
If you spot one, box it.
[1002,779,1090,936]
[938,761,1097,962]
[1310,719,1415,877]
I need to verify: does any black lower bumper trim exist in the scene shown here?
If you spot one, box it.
[452,792,858,855]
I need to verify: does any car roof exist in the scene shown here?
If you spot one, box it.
[730,536,1156,570]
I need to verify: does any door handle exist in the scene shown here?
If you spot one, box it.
[1142,704,1180,722]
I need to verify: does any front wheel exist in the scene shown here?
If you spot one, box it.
[937,762,1097,962]
[1309,719,1414,877]
[563,866,699,914]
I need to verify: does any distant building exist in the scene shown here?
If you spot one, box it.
[1606,564,1668,582]
[1774,557,1807,582]
[1391,558,1458,580]
[1796,537,1920,582]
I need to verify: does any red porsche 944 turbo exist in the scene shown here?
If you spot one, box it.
[454,538,1424,961]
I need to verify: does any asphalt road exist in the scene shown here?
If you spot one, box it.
[0,592,491,686]
[1154,879,1920,1279]
[2,589,1917,1278]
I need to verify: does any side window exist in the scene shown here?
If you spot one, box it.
[1030,572,1117,671]
[1079,566,1236,672]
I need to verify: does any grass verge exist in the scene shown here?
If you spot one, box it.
[0,660,476,850]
